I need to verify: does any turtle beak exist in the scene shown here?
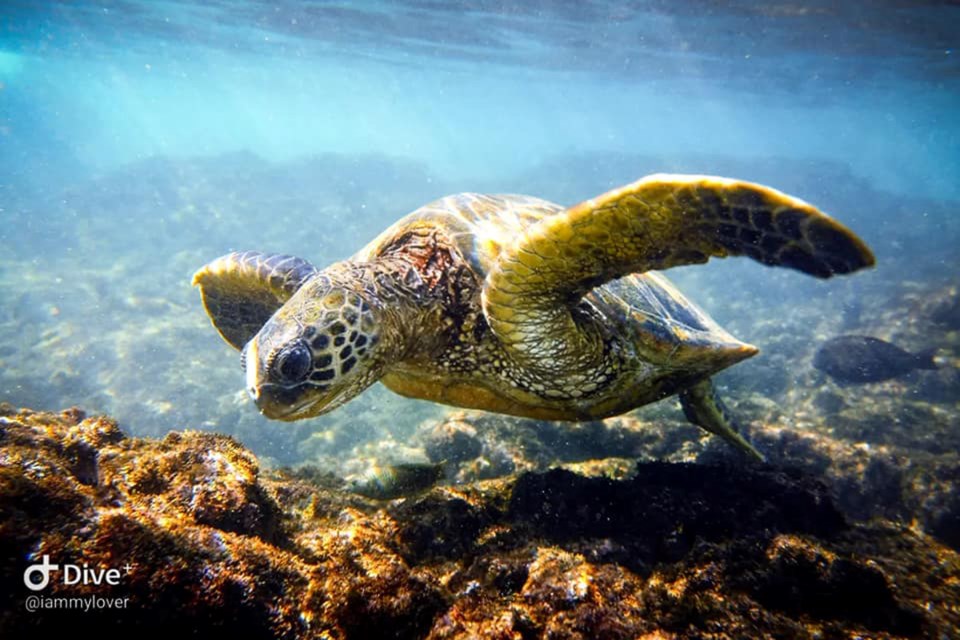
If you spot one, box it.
[242,339,290,416]
[252,384,313,420]
[254,386,335,421]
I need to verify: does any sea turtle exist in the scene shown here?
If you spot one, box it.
[193,174,874,460]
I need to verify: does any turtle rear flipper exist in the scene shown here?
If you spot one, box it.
[483,174,875,371]
[192,251,318,350]
[679,378,764,461]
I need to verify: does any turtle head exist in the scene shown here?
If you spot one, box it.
[243,276,385,421]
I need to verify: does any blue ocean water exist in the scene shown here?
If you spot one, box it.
[0,1,958,466]
[3,2,958,196]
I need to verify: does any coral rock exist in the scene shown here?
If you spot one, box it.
[2,404,959,639]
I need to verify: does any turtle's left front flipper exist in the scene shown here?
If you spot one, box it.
[483,174,875,370]
[192,251,317,350]
[679,378,764,461]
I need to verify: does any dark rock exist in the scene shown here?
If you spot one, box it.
[814,389,846,413]
[919,462,960,549]
[735,535,923,634]
[334,568,446,640]
[751,421,960,549]
[509,464,846,566]
[913,367,960,404]
[394,494,490,562]
[422,417,483,464]
[928,286,960,330]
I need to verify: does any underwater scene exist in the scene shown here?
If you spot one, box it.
[2,1,959,637]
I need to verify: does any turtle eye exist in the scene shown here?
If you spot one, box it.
[274,343,312,384]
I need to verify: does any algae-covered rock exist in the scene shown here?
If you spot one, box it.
[1,402,959,638]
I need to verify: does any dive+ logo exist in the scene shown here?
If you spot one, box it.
[23,555,127,591]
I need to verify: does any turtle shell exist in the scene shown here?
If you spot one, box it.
[355,192,747,365]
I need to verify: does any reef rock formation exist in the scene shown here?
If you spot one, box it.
[1,403,958,638]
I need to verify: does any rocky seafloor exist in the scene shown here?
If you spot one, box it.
[2,402,959,639]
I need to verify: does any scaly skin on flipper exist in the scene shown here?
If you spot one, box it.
[483,174,876,377]
[192,251,318,350]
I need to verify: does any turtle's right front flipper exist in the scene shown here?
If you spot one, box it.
[192,251,318,350]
